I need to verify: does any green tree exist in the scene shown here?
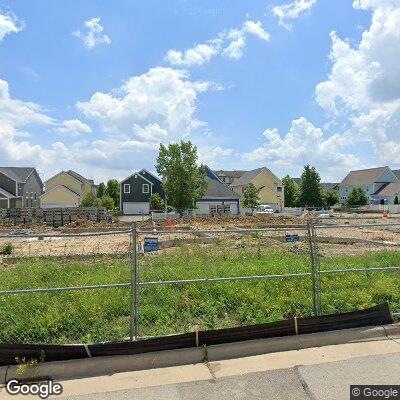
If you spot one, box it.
[100,196,115,210]
[243,183,261,215]
[149,193,165,210]
[105,179,120,209]
[394,196,399,205]
[323,189,339,208]
[282,175,299,207]
[156,141,207,216]
[298,165,325,208]
[97,182,106,198]
[81,192,97,207]
[346,187,368,207]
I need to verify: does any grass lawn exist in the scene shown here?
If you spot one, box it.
[0,238,399,344]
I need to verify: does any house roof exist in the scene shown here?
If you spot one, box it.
[0,187,17,198]
[373,182,400,197]
[40,184,81,198]
[340,166,389,186]
[67,170,94,185]
[213,170,246,179]
[322,182,339,190]
[393,169,400,180]
[231,167,282,187]
[0,167,36,182]
[203,177,240,199]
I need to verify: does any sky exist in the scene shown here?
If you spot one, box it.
[0,0,399,183]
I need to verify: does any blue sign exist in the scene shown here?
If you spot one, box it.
[285,234,300,243]
[144,237,158,252]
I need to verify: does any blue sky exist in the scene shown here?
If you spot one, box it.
[1,0,399,183]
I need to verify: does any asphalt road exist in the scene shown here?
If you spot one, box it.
[65,353,400,400]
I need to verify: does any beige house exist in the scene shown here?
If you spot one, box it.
[41,170,97,208]
[230,167,284,212]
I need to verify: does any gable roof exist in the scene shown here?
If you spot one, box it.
[340,166,391,186]
[0,167,36,182]
[373,182,400,197]
[67,170,94,185]
[139,169,162,184]
[203,177,240,199]
[213,170,246,179]
[0,187,18,198]
[121,171,153,185]
[231,167,282,187]
[40,184,81,198]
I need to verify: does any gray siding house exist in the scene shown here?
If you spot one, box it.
[339,166,400,205]
[120,169,164,215]
[0,167,43,209]
[196,167,241,215]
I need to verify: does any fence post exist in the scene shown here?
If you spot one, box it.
[130,223,139,340]
[307,220,321,317]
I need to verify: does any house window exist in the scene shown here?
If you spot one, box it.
[277,186,282,193]
[142,184,150,194]
[209,205,217,215]
[34,193,37,201]
[26,197,29,207]
[124,184,130,194]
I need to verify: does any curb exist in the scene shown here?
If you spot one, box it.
[1,323,399,384]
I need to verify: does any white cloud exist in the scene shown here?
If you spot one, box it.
[57,119,92,136]
[73,17,111,49]
[165,20,270,67]
[0,12,24,41]
[315,0,400,166]
[243,117,359,177]
[272,0,317,29]
[198,146,235,166]
[77,67,215,141]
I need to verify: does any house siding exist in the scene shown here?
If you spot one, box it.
[121,174,152,205]
[22,171,43,208]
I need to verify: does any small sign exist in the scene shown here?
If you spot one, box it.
[144,237,158,252]
[285,234,300,243]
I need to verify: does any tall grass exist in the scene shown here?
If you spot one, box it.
[0,240,399,343]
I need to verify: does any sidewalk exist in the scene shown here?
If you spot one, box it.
[1,337,399,399]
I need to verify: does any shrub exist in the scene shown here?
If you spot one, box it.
[0,242,13,255]
[149,193,165,211]
[100,196,115,210]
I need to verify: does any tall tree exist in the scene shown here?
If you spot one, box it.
[298,165,325,208]
[347,187,368,207]
[282,175,299,207]
[97,182,106,198]
[243,183,261,215]
[156,141,207,216]
[105,179,120,209]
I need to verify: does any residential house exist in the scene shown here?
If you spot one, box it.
[196,167,241,215]
[41,170,98,208]
[230,167,284,212]
[213,170,246,186]
[120,169,164,215]
[0,167,43,209]
[339,166,399,205]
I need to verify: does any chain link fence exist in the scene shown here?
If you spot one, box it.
[0,217,399,345]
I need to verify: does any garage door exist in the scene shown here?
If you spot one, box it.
[123,202,150,215]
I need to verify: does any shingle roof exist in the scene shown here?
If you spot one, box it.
[373,182,400,197]
[0,167,35,182]
[203,177,240,199]
[67,170,91,184]
[340,167,389,186]
[230,167,265,187]
[213,170,246,179]
[0,187,17,198]
[393,169,400,180]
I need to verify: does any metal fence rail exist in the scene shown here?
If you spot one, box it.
[0,219,400,344]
